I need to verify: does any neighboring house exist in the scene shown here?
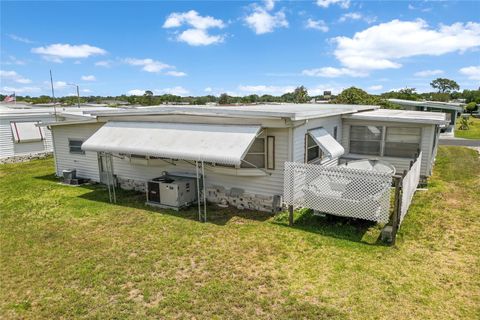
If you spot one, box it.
[388,99,464,133]
[43,104,448,212]
[0,103,113,160]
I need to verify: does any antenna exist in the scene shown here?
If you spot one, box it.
[50,70,58,121]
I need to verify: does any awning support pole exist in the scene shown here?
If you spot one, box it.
[195,161,201,222]
[240,159,272,176]
[109,153,116,203]
[201,161,207,222]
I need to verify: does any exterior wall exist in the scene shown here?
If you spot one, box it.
[292,115,343,167]
[51,122,103,180]
[0,116,54,159]
[341,119,437,176]
[52,122,289,198]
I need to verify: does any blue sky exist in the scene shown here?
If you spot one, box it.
[1,0,479,97]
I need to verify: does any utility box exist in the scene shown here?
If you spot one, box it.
[147,175,197,210]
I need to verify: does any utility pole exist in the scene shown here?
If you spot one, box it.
[50,70,57,121]
[68,83,81,108]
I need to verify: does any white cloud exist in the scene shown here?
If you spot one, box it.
[8,34,35,44]
[158,86,190,96]
[333,20,480,71]
[82,89,92,93]
[0,70,32,84]
[339,12,377,24]
[165,70,187,77]
[124,58,172,73]
[245,6,288,35]
[238,85,295,95]
[127,89,145,96]
[308,84,344,95]
[204,87,213,93]
[163,10,225,46]
[368,85,383,91]
[459,66,480,80]
[1,86,41,94]
[414,69,444,77]
[302,67,367,78]
[95,60,112,67]
[306,18,329,32]
[264,0,275,11]
[1,56,27,66]
[81,75,96,81]
[31,43,106,62]
[54,81,68,89]
[177,28,224,46]
[316,0,350,9]
[163,10,225,29]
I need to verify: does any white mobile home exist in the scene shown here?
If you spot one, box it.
[45,104,448,212]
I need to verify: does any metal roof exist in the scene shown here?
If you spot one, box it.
[81,121,262,165]
[388,99,464,112]
[88,103,379,121]
[308,128,345,159]
[343,109,449,125]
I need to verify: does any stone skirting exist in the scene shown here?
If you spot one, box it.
[206,185,281,213]
[0,152,52,164]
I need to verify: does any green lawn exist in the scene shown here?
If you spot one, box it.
[456,116,480,139]
[1,147,479,319]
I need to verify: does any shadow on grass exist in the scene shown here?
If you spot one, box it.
[35,174,272,226]
[272,209,387,246]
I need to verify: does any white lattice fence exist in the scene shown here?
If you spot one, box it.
[284,162,393,223]
[399,152,422,223]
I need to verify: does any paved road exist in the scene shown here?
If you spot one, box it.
[439,137,480,147]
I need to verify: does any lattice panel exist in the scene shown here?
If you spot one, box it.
[400,152,422,223]
[284,162,393,223]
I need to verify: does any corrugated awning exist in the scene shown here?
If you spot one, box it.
[308,128,345,159]
[82,121,262,165]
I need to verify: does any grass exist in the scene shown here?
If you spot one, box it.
[1,146,479,319]
[455,116,480,139]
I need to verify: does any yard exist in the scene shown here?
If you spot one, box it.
[1,146,479,319]
[455,116,480,139]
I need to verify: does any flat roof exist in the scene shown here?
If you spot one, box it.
[89,103,379,121]
[343,109,448,125]
[0,103,116,119]
[388,99,464,111]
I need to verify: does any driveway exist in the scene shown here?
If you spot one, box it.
[439,137,480,147]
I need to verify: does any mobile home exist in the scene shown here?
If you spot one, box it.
[45,104,448,212]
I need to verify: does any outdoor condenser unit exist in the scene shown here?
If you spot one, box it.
[146,174,197,210]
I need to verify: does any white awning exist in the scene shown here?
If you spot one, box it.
[82,121,262,165]
[10,121,44,143]
[308,128,345,159]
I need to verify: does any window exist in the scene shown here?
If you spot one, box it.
[305,134,323,163]
[241,138,265,168]
[333,126,338,140]
[349,125,422,158]
[266,136,275,170]
[384,127,421,158]
[10,121,44,143]
[349,126,383,155]
[69,139,84,154]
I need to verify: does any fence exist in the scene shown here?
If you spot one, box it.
[390,152,422,243]
[283,162,393,224]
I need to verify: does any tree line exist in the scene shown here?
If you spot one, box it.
[2,78,479,111]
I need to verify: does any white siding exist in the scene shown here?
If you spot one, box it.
[292,115,342,167]
[342,119,437,177]
[52,123,103,180]
[0,116,54,159]
[53,123,289,197]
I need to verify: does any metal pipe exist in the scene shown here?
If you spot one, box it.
[201,161,206,222]
[195,161,201,221]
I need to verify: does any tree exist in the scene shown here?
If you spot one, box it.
[430,78,460,93]
[465,102,477,115]
[334,87,373,104]
[293,86,309,103]
[218,93,230,105]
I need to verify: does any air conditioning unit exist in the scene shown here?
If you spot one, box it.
[63,169,76,180]
[147,174,197,210]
